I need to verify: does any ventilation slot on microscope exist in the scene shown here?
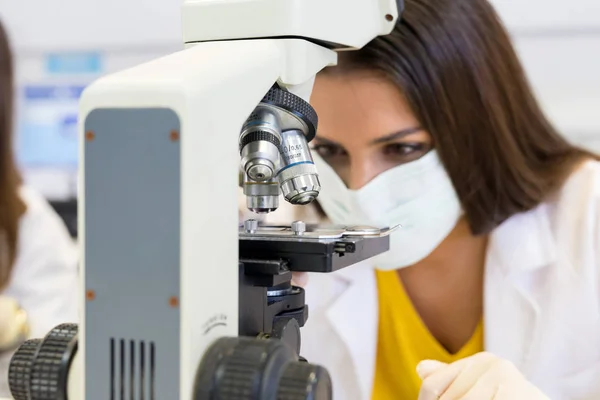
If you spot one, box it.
[110,338,156,400]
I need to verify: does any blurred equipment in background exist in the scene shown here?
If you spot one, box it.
[1,2,185,239]
[49,199,77,238]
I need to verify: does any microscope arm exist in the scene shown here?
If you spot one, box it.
[75,39,335,400]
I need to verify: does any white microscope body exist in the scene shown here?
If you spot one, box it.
[6,1,402,399]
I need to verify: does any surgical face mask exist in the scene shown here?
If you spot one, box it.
[312,150,462,270]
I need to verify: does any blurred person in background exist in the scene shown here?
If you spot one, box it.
[0,19,78,396]
[254,0,600,399]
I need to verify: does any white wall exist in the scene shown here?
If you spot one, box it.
[490,0,600,151]
[492,0,600,30]
[516,35,600,149]
[0,0,182,52]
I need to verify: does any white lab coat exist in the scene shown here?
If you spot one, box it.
[0,186,79,397]
[293,160,600,400]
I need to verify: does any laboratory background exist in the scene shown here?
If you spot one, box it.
[0,0,598,399]
[0,0,599,236]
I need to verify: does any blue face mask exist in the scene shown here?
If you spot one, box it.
[312,150,462,270]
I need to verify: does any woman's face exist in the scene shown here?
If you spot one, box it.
[310,72,433,190]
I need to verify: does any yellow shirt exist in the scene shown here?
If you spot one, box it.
[372,269,484,400]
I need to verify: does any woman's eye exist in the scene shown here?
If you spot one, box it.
[312,144,347,158]
[382,143,423,157]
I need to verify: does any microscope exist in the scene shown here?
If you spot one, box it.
[6,1,403,399]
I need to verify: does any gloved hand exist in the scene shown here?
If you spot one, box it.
[0,296,29,352]
[291,272,309,288]
[416,352,550,400]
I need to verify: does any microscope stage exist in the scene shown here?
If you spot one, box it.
[239,222,394,273]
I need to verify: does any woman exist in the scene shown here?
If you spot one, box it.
[0,20,79,396]
[287,0,600,399]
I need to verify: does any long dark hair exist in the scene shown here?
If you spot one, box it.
[326,0,596,235]
[0,20,26,289]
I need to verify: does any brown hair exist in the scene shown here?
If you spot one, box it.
[0,20,26,289]
[326,0,596,235]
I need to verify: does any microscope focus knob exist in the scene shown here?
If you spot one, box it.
[271,317,301,355]
[8,338,42,400]
[8,323,79,400]
[278,362,332,400]
[194,336,332,400]
[29,323,78,400]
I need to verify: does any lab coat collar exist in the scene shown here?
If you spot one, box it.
[485,203,556,376]
[488,202,557,276]
[326,262,378,400]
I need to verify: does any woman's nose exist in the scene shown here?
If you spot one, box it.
[347,159,383,190]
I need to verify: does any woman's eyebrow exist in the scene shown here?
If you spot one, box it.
[312,126,422,147]
[369,127,423,145]
[312,136,342,146]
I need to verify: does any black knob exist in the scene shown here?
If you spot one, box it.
[271,317,301,355]
[194,336,332,400]
[8,338,42,400]
[278,362,332,400]
[29,323,78,400]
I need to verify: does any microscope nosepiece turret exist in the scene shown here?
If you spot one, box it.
[240,86,321,213]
